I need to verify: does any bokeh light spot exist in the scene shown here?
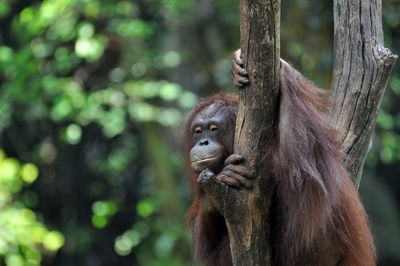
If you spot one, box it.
[43,231,65,251]
[20,163,39,184]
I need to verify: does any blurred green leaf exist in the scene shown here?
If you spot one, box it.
[20,164,39,184]
[136,200,154,218]
[43,231,65,251]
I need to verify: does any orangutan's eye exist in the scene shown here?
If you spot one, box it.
[210,124,218,131]
[194,127,202,134]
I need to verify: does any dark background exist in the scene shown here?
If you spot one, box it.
[0,0,399,265]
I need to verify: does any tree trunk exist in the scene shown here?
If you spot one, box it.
[330,0,397,188]
[231,0,281,264]
[197,1,281,265]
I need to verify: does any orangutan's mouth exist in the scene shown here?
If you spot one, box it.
[191,154,219,163]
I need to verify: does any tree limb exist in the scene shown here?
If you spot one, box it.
[214,0,281,265]
[330,0,397,187]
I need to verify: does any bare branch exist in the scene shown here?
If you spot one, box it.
[221,0,281,265]
[330,0,397,187]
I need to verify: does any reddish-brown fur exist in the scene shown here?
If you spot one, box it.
[182,62,375,266]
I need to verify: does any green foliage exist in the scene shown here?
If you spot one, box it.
[0,0,195,264]
[0,150,64,265]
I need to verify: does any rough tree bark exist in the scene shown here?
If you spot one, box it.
[199,0,396,265]
[230,0,281,264]
[197,0,281,265]
[330,0,397,188]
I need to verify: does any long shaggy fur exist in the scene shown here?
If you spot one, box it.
[183,61,375,266]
